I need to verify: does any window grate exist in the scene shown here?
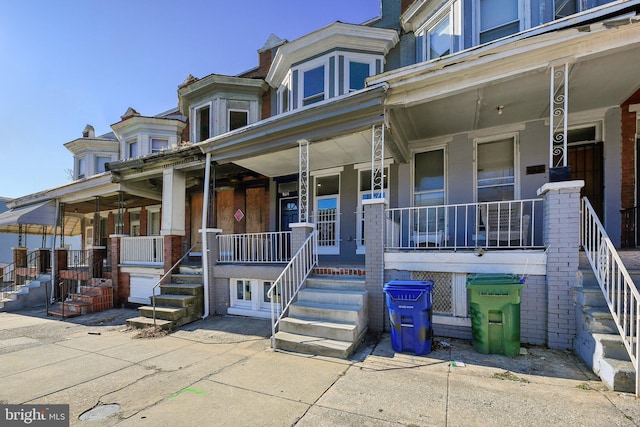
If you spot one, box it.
[411,271,453,314]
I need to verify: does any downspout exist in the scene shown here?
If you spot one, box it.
[50,199,59,304]
[201,153,212,318]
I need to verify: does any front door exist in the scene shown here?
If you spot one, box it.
[567,142,604,219]
[279,197,298,231]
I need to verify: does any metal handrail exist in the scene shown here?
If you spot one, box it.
[268,230,318,350]
[1,251,41,300]
[151,242,199,327]
[581,197,640,397]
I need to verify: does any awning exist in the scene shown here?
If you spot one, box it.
[0,200,82,236]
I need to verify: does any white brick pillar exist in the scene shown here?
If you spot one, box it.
[537,180,584,349]
[364,199,386,332]
[290,222,314,253]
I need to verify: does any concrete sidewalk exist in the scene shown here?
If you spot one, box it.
[0,308,638,426]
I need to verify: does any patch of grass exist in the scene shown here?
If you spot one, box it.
[576,383,592,390]
[491,371,530,383]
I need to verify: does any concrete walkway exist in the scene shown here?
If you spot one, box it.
[0,308,638,426]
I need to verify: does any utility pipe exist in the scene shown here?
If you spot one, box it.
[201,153,212,318]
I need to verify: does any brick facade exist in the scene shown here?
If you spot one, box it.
[539,181,583,349]
[364,200,386,332]
[620,89,640,245]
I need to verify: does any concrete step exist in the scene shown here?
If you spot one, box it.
[578,307,618,334]
[126,316,173,331]
[151,294,196,308]
[289,301,362,325]
[305,277,365,291]
[160,283,203,296]
[171,273,203,285]
[274,331,357,359]
[279,317,360,342]
[598,357,636,393]
[594,333,632,361]
[138,306,187,321]
[297,287,367,306]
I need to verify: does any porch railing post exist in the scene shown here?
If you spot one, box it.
[537,180,584,349]
[364,198,386,332]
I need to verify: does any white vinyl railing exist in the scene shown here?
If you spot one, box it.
[268,231,318,350]
[120,236,164,264]
[581,197,640,397]
[217,232,291,263]
[385,199,543,250]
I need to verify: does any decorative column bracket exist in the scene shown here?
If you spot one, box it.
[550,63,569,168]
[298,139,310,223]
[371,123,385,200]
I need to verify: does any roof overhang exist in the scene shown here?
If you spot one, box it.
[266,22,399,87]
[369,11,640,143]
[195,84,398,176]
[0,200,82,236]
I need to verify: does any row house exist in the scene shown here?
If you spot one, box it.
[1,0,640,393]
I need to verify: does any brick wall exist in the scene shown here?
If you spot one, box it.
[520,275,547,345]
[364,200,386,332]
[540,182,583,349]
[620,89,640,244]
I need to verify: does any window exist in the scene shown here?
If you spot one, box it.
[77,157,86,179]
[555,0,578,19]
[428,14,453,59]
[96,156,110,173]
[349,61,370,92]
[128,140,139,159]
[279,86,289,114]
[228,110,248,131]
[315,174,340,254]
[303,65,325,106]
[148,209,161,236]
[195,104,211,142]
[479,0,520,44]
[130,212,140,237]
[234,279,252,307]
[476,138,516,202]
[414,149,445,207]
[151,138,168,153]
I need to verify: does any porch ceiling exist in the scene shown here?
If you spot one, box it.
[382,18,640,143]
[233,129,375,176]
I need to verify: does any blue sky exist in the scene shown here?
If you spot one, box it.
[0,0,380,199]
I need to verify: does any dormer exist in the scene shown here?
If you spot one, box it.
[110,108,187,160]
[64,125,119,180]
[178,74,269,143]
[266,22,399,114]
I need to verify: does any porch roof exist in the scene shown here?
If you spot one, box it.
[195,84,394,177]
[0,200,82,236]
[371,5,640,144]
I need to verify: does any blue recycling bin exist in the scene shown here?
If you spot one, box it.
[383,280,434,355]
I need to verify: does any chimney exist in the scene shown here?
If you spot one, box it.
[82,124,95,138]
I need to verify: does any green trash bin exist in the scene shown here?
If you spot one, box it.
[466,274,524,357]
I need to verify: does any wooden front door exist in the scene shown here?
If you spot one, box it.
[567,142,604,219]
[190,193,203,253]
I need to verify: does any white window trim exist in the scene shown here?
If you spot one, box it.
[147,206,161,236]
[126,137,139,160]
[473,133,520,202]
[277,75,291,115]
[150,137,169,154]
[344,52,378,93]
[228,278,275,319]
[416,0,461,62]
[474,0,529,45]
[356,164,391,254]
[297,56,329,107]
[191,101,213,142]
[411,145,448,208]
[227,109,249,132]
[77,156,87,179]
[313,172,341,255]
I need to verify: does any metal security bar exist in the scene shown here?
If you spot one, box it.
[581,197,640,397]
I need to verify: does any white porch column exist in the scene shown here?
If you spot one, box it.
[298,140,310,223]
[161,168,186,236]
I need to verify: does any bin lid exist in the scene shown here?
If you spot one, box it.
[466,274,524,287]
[384,280,433,291]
